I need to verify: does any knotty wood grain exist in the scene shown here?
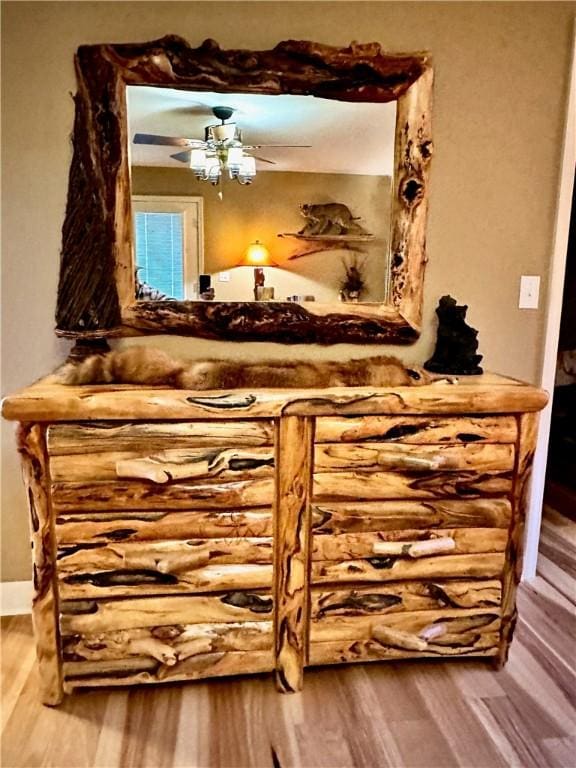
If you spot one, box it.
[313,469,513,501]
[58,562,274,600]
[311,579,502,618]
[47,420,275,454]
[51,477,274,512]
[55,36,432,343]
[55,509,274,544]
[311,552,505,585]
[16,424,63,706]
[274,416,314,693]
[60,592,274,634]
[314,442,514,473]
[311,498,512,534]
[2,504,573,768]
[497,412,539,666]
[62,622,273,663]
[1,375,549,422]
[311,527,507,561]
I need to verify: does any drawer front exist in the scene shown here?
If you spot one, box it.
[315,415,518,444]
[311,499,512,535]
[310,579,502,619]
[314,443,514,473]
[57,538,274,599]
[60,592,274,690]
[47,420,275,454]
[50,445,275,483]
[51,477,274,512]
[313,470,513,501]
[312,527,508,562]
[308,606,501,664]
[311,552,505,584]
[310,577,502,664]
[55,509,273,544]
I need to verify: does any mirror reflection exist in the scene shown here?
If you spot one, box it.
[127,86,396,305]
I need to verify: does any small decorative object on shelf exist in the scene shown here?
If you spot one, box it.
[340,257,367,303]
[425,295,484,375]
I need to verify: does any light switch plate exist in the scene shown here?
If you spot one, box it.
[519,275,540,309]
[218,271,231,282]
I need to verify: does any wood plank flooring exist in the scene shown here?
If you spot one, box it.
[2,505,575,768]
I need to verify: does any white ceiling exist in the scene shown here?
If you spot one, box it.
[127,86,397,176]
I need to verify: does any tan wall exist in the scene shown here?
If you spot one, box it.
[132,166,391,302]
[1,1,573,581]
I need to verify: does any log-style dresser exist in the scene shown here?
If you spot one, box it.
[2,373,547,705]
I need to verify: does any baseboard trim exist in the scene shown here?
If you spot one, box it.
[1,581,32,616]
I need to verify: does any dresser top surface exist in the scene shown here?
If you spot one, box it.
[2,373,548,421]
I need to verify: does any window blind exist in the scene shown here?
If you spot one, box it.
[134,212,184,299]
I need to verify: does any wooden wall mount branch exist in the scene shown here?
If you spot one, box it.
[56,36,432,344]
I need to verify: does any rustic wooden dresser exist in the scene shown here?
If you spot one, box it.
[2,373,547,705]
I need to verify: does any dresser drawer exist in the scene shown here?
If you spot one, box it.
[51,477,274,512]
[311,527,507,562]
[60,592,274,690]
[47,420,275,454]
[55,508,273,544]
[315,415,518,444]
[313,471,513,501]
[309,607,501,664]
[311,552,505,584]
[314,443,514,473]
[311,499,512,534]
[50,445,275,483]
[57,538,274,599]
[310,579,502,619]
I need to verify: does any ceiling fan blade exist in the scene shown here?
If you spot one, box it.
[253,155,277,165]
[170,150,192,163]
[246,144,312,149]
[133,133,202,147]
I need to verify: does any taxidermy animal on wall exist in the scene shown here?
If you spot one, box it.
[58,346,431,390]
[298,203,369,236]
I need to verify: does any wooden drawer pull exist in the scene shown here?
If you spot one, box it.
[419,623,447,642]
[372,537,456,558]
[116,455,212,483]
[156,552,211,574]
[372,625,428,651]
[376,450,445,471]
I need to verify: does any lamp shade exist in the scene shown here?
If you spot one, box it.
[237,240,276,267]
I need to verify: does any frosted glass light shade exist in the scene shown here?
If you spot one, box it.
[190,148,207,172]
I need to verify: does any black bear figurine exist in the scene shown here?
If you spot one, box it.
[425,295,483,375]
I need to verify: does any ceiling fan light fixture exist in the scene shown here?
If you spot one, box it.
[209,123,239,143]
[190,147,208,177]
[238,155,256,185]
[227,146,244,178]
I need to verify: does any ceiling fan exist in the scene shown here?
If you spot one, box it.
[133,106,311,186]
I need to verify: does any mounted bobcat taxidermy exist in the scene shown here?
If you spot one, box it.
[298,203,370,237]
[59,346,431,390]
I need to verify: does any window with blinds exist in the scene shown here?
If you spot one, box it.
[135,211,184,299]
[132,196,204,300]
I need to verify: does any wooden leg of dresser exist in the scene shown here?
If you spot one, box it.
[497,412,539,667]
[273,416,314,693]
[17,423,64,706]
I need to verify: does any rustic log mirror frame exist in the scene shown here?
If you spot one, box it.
[55,36,433,345]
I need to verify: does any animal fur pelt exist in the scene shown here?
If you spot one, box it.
[58,346,431,390]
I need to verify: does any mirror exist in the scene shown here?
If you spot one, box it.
[56,37,432,344]
[127,87,396,305]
